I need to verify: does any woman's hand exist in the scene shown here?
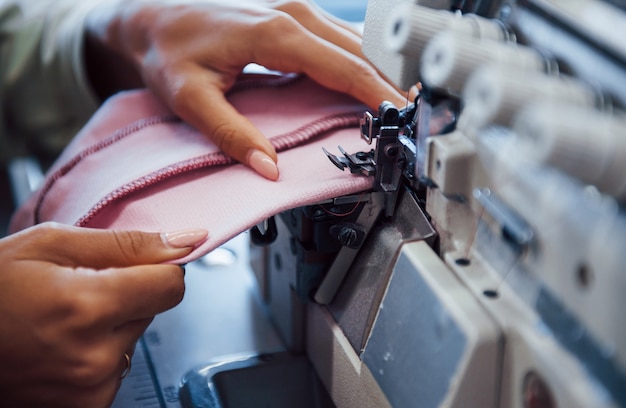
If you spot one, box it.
[0,223,207,408]
[85,0,408,180]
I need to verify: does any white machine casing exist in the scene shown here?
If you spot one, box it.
[301,1,626,407]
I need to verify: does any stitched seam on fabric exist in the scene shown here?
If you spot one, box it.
[34,115,179,224]
[76,111,363,227]
[76,152,229,226]
[34,76,300,224]
[270,111,362,150]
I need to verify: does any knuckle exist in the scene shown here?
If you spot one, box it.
[70,345,118,387]
[59,276,115,326]
[343,58,377,94]
[274,0,314,19]
[211,122,239,154]
[54,284,86,316]
[351,57,377,81]
[30,221,66,246]
[36,221,65,232]
[65,289,110,328]
[161,63,206,119]
[168,76,196,115]
[259,11,300,38]
[112,230,148,262]
[255,13,307,63]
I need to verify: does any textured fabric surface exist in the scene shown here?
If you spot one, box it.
[10,76,374,263]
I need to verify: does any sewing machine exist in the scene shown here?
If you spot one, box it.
[112,0,626,406]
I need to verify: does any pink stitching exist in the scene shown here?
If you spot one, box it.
[33,115,179,224]
[76,153,228,226]
[34,74,299,223]
[75,111,362,227]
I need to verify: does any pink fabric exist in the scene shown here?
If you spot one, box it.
[10,75,373,263]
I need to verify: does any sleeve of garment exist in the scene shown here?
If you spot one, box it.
[0,0,101,165]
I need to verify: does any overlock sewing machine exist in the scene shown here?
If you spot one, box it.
[112,0,626,406]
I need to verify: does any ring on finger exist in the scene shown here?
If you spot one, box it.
[120,352,132,379]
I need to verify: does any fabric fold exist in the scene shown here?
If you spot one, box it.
[10,75,375,263]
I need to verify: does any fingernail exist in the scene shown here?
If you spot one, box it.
[162,228,208,248]
[248,149,279,181]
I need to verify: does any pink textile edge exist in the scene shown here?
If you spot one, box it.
[9,74,377,265]
[83,125,374,264]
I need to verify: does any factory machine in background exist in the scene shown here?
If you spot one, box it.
[170,1,626,407]
[359,1,626,407]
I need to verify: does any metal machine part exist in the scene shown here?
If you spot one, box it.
[328,187,437,352]
[123,1,626,407]
[504,0,626,108]
[460,64,602,132]
[369,2,511,89]
[420,30,551,95]
[360,242,500,408]
[511,102,626,202]
[179,353,334,408]
[301,0,626,407]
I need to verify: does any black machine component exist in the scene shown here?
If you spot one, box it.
[324,89,460,213]
[179,353,335,408]
[268,89,457,306]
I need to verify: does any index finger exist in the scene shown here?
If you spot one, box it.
[94,263,186,324]
[11,223,206,269]
[272,0,364,58]
[167,65,280,179]
[252,19,409,110]
[270,2,413,99]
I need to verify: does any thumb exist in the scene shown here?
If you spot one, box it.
[14,223,208,268]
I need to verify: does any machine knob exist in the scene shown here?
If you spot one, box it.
[385,3,510,62]
[512,103,626,202]
[420,31,548,95]
[385,3,453,57]
[460,65,600,131]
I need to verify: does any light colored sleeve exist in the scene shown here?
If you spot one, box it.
[0,0,102,165]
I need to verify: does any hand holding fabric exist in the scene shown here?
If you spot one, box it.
[84,0,408,180]
[0,223,207,407]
